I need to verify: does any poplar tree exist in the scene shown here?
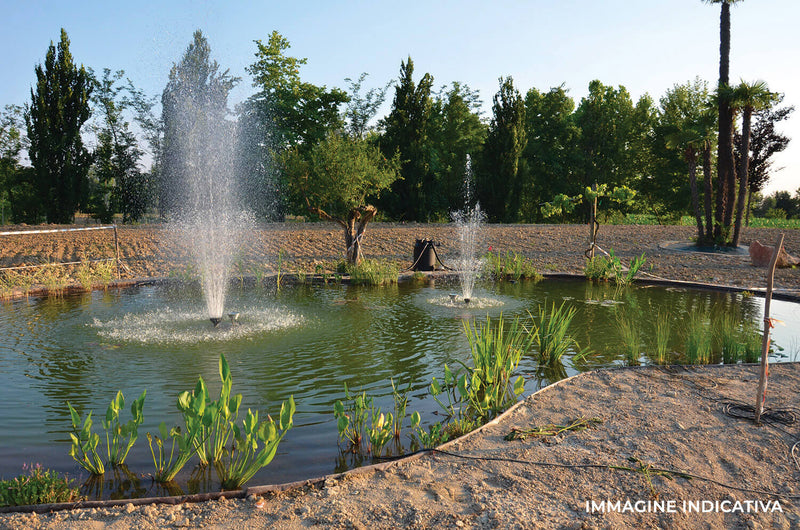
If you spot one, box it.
[26,28,92,224]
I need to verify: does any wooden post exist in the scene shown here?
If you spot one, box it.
[587,183,598,259]
[113,225,121,279]
[754,233,783,425]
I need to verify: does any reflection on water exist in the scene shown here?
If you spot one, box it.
[0,279,796,499]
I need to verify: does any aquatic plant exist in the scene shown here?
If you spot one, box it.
[615,311,641,365]
[0,464,82,507]
[102,390,146,466]
[684,310,711,364]
[483,251,542,282]
[215,397,295,490]
[584,249,646,286]
[334,384,372,450]
[460,315,533,419]
[340,259,399,285]
[654,310,671,364]
[66,404,105,475]
[532,301,586,366]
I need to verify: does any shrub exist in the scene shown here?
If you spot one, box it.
[0,464,82,507]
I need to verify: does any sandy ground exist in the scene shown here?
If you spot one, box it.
[1,223,800,528]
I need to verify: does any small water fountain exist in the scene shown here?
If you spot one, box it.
[429,155,501,309]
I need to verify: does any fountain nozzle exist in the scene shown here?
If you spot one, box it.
[228,312,239,324]
[449,293,458,303]
[463,298,471,305]
[210,317,222,327]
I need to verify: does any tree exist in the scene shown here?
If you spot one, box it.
[521,85,580,221]
[477,76,526,222]
[428,82,486,216]
[739,100,794,224]
[343,73,391,139]
[379,57,434,221]
[245,31,347,151]
[26,28,93,224]
[728,80,777,246]
[88,68,147,223]
[159,30,239,217]
[0,105,27,223]
[660,79,715,241]
[282,132,400,264]
[239,30,347,218]
[705,0,743,241]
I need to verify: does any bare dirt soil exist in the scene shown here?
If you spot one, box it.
[1,223,799,529]
[2,222,800,292]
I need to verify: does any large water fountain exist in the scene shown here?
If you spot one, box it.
[166,83,253,326]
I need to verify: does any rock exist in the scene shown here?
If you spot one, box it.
[749,240,800,268]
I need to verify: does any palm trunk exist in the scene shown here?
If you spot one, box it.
[732,107,753,247]
[703,145,714,245]
[686,148,704,243]
[716,0,735,242]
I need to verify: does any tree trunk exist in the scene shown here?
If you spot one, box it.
[715,0,735,242]
[587,182,597,258]
[344,205,377,265]
[306,202,378,266]
[746,190,753,227]
[686,149,704,243]
[702,145,714,245]
[732,107,753,247]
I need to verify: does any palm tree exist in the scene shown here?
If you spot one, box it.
[705,0,743,242]
[667,127,706,242]
[728,80,777,246]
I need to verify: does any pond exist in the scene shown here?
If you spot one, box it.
[1,278,798,499]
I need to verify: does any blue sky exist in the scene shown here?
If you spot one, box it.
[2,0,798,194]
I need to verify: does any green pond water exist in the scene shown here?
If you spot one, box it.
[1,278,797,499]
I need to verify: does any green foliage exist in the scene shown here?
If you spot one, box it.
[333,384,372,450]
[409,413,449,449]
[390,379,411,439]
[653,310,672,364]
[67,403,105,475]
[26,28,93,224]
[0,464,82,507]
[195,354,243,466]
[158,30,238,215]
[615,311,642,365]
[284,133,400,218]
[584,250,646,286]
[477,76,527,222]
[340,259,399,285]
[459,315,533,419]
[102,390,146,467]
[684,310,712,365]
[531,301,586,366]
[378,57,435,221]
[215,397,295,490]
[148,379,214,483]
[482,251,542,282]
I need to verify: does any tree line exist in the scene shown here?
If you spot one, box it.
[0,6,794,249]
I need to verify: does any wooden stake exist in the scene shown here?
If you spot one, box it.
[754,233,784,425]
[113,224,121,279]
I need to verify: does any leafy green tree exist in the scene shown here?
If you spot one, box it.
[728,80,777,246]
[521,85,580,221]
[26,28,93,224]
[0,105,28,223]
[477,76,527,222]
[738,100,793,224]
[87,68,147,223]
[428,82,486,216]
[379,57,434,221]
[343,73,391,139]
[659,78,715,241]
[239,30,347,218]
[245,31,347,150]
[159,30,239,216]
[282,132,400,264]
